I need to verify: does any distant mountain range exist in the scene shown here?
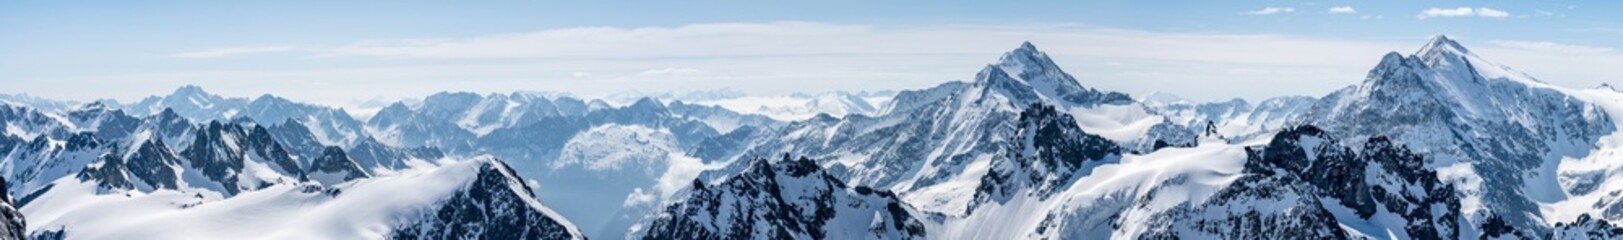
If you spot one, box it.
[5,35,1623,239]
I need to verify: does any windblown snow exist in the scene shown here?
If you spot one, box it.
[22,157,583,240]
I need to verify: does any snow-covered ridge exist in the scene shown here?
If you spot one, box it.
[1301,35,1616,234]
[603,89,897,121]
[9,35,1623,239]
[23,157,584,240]
[632,155,929,239]
[1145,94,1317,142]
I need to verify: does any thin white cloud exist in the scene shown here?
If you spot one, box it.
[26,22,1623,107]
[1419,7,1475,18]
[638,68,707,76]
[1489,40,1614,54]
[172,46,296,59]
[1328,6,1357,14]
[1476,8,1510,18]
[1418,7,1510,19]
[1243,7,1296,15]
[295,22,1401,68]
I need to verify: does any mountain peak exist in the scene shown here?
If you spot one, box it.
[1017,41,1038,51]
[971,42,1131,107]
[996,41,1058,71]
[628,97,668,112]
[1415,35,1471,59]
[173,85,209,96]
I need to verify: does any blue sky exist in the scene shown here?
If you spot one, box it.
[3,1,1620,108]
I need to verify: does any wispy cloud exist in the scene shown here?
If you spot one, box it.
[1418,7,1510,19]
[172,46,296,59]
[290,22,1403,68]
[1243,7,1296,15]
[316,22,877,59]
[1328,6,1357,14]
[1489,40,1614,54]
[1477,8,1510,18]
[638,68,707,76]
[63,22,1623,106]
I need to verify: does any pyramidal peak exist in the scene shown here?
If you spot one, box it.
[1364,35,1542,87]
[978,42,1064,88]
[969,41,1132,107]
[1423,35,1542,85]
[1416,35,1469,56]
[995,41,1061,76]
[1411,35,1469,66]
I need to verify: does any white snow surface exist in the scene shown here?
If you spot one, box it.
[1542,87,1623,224]
[552,124,681,172]
[929,139,1250,239]
[22,157,583,240]
[538,124,725,237]
[690,94,890,121]
[602,90,893,121]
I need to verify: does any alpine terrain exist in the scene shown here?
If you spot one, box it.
[7,36,1623,240]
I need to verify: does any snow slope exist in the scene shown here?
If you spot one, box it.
[631,156,929,240]
[23,157,584,240]
[1300,35,1615,235]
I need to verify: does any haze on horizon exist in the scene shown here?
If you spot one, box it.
[4,1,1621,109]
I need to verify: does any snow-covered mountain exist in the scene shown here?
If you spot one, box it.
[606,89,897,121]
[117,86,370,148]
[688,91,894,121]
[25,158,584,240]
[605,88,751,104]
[0,177,25,240]
[302,146,370,186]
[1147,95,1316,141]
[1080,125,1466,239]
[0,99,589,239]
[363,92,760,163]
[361,93,780,235]
[630,155,928,239]
[631,38,1623,239]
[9,35,1623,239]
[1300,35,1615,235]
[538,124,717,236]
[734,42,1174,217]
[0,93,78,114]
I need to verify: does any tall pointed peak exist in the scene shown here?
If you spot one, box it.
[974,41,1131,107]
[1416,35,1470,56]
[997,41,1057,69]
[1407,34,1497,72]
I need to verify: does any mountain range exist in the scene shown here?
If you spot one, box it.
[4,35,1623,239]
